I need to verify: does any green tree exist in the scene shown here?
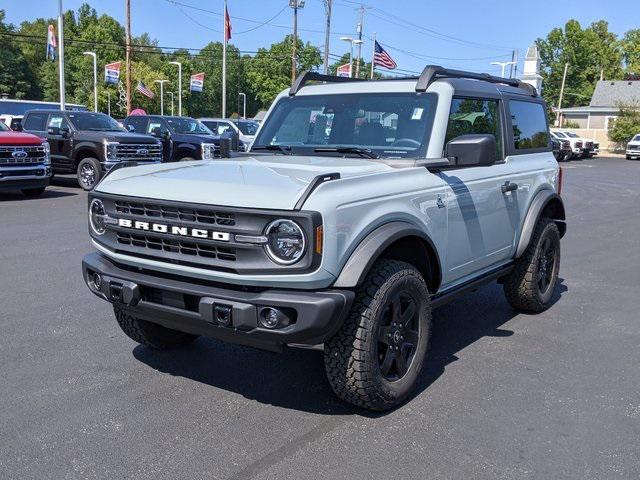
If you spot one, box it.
[245,35,321,108]
[608,106,640,149]
[537,20,624,110]
[0,10,39,98]
[622,29,640,74]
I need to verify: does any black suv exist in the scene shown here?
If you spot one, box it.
[22,110,162,190]
[123,115,221,162]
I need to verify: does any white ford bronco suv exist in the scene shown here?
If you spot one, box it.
[82,66,566,411]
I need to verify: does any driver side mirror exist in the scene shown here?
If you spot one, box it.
[445,134,496,167]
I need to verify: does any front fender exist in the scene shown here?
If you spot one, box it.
[333,221,442,289]
[516,190,566,258]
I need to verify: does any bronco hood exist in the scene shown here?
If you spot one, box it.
[95,155,392,210]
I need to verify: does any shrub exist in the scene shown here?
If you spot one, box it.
[608,105,640,150]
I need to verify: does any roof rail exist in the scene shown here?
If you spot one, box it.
[415,65,537,96]
[289,71,365,96]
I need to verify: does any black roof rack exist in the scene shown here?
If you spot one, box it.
[415,65,537,96]
[289,66,537,97]
[289,71,365,96]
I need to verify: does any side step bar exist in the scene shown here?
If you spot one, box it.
[430,263,514,309]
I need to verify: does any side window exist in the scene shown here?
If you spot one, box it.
[147,120,165,134]
[126,116,148,132]
[47,114,69,130]
[23,112,48,131]
[445,98,503,159]
[509,101,549,150]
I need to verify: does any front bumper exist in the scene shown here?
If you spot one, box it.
[626,148,640,157]
[82,252,354,351]
[0,165,51,191]
[103,159,161,171]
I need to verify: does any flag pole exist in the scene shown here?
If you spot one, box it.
[370,32,375,79]
[222,0,227,118]
[57,0,66,110]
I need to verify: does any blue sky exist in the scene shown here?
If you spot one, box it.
[3,0,636,75]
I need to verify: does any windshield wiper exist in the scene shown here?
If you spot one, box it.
[313,146,378,159]
[251,145,292,155]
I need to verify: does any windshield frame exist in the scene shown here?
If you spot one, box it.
[633,134,640,142]
[0,121,9,132]
[252,92,437,159]
[67,112,125,132]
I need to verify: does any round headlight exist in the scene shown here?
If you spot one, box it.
[264,219,306,265]
[89,198,107,235]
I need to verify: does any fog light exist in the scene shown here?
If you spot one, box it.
[258,307,295,329]
[92,272,102,290]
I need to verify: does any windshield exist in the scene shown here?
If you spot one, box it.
[235,120,259,135]
[252,93,437,159]
[553,131,566,138]
[166,117,212,135]
[69,113,125,131]
[633,134,640,141]
[566,132,580,138]
[0,121,8,132]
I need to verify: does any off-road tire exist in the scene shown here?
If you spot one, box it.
[503,218,561,313]
[77,157,102,191]
[324,259,432,411]
[113,305,198,350]
[21,187,46,197]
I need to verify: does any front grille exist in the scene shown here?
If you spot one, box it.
[115,143,163,162]
[116,232,237,261]
[115,200,236,226]
[0,145,46,165]
[585,141,594,149]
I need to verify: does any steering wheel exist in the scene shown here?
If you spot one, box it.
[390,138,421,148]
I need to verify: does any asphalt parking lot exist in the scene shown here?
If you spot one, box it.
[1,156,639,479]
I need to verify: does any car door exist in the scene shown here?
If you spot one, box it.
[46,113,74,170]
[147,118,173,161]
[439,97,520,285]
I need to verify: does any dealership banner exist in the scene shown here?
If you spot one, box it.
[104,62,121,85]
[190,72,204,92]
[336,63,351,78]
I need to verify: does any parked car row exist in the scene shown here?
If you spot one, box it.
[550,129,599,161]
[0,109,257,194]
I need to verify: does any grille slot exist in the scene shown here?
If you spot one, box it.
[115,200,236,226]
[115,143,163,162]
[116,232,237,262]
[0,145,46,165]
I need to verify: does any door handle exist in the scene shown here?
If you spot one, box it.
[501,181,518,194]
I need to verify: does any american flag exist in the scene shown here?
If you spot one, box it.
[373,40,397,70]
[136,81,155,99]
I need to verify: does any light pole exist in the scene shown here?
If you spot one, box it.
[168,92,175,116]
[491,61,516,78]
[107,91,111,116]
[169,61,182,116]
[340,37,363,78]
[83,51,97,112]
[238,92,246,119]
[154,79,168,115]
[58,0,66,110]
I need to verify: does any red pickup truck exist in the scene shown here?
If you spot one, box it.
[0,121,51,197]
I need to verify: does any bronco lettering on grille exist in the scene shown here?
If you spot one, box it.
[117,218,230,241]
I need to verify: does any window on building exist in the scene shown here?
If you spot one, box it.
[510,100,549,150]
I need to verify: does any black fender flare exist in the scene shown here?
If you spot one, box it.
[72,143,101,166]
[175,143,198,159]
[515,190,566,258]
[333,221,442,289]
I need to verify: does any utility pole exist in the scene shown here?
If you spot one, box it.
[83,51,97,112]
[354,4,370,78]
[107,91,111,116]
[154,80,168,115]
[57,0,66,110]
[557,62,569,127]
[509,50,516,78]
[125,0,132,115]
[322,0,332,75]
[290,1,305,85]
[238,92,246,119]
[168,92,174,116]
